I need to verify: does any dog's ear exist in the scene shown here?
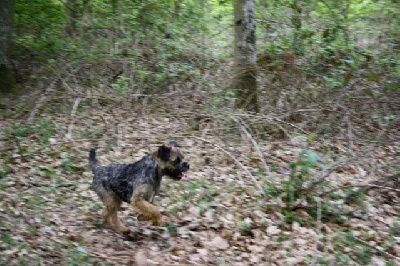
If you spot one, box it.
[158,145,171,161]
[168,141,180,147]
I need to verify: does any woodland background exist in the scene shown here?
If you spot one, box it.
[0,0,399,265]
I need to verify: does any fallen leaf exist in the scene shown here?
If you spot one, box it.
[266,225,281,236]
[206,236,229,250]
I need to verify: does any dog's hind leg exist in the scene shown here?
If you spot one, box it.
[102,192,128,233]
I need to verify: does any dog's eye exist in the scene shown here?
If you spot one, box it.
[175,157,181,164]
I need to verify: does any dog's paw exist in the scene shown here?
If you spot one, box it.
[137,214,145,221]
[137,214,151,222]
[122,229,139,241]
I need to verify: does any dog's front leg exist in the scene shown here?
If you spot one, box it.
[131,185,161,225]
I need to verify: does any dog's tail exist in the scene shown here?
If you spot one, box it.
[89,149,97,172]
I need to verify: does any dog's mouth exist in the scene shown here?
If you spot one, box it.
[177,172,188,180]
[168,162,189,180]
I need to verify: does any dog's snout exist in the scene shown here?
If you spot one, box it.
[181,162,190,171]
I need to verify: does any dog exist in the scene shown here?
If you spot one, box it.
[89,141,189,234]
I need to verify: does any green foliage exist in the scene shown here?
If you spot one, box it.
[166,223,178,236]
[0,231,15,247]
[26,195,48,209]
[282,209,302,224]
[41,164,57,179]
[343,232,373,264]
[61,153,81,175]
[237,219,252,236]
[14,0,66,53]
[264,183,279,198]
[112,75,130,94]
[4,120,55,145]
[66,245,92,266]
[4,124,35,138]
[0,165,12,179]
[371,114,397,129]
[389,221,400,236]
[89,202,103,213]
[285,149,322,205]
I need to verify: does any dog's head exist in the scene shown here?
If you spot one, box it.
[156,141,189,180]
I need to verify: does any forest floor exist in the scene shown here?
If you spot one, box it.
[0,88,399,265]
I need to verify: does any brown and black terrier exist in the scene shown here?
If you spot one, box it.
[89,141,189,234]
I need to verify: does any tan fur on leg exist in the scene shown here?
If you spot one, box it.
[101,192,128,233]
[109,208,129,233]
[102,208,110,224]
[132,197,161,226]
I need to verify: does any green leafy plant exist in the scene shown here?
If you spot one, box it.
[111,76,130,95]
[389,221,400,236]
[4,120,55,145]
[285,149,322,207]
[26,195,47,209]
[166,223,178,236]
[0,165,12,179]
[237,219,252,236]
[61,152,82,175]
[65,245,91,266]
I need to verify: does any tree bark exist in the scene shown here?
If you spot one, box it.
[233,0,258,112]
[0,0,15,93]
[66,0,80,37]
[291,0,303,55]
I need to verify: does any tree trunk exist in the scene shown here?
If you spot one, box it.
[174,0,181,18]
[291,0,303,55]
[66,0,79,37]
[260,0,267,9]
[0,0,15,93]
[233,0,258,112]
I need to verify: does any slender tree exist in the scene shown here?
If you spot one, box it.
[66,0,78,36]
[66,0,90,37]
[291,0,303,55]
[233,0,258,112]
[0,0,15,93]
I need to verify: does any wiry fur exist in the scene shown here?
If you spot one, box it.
[89,142,189,234]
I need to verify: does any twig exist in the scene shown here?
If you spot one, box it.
[354,236,400,262]
[201,123,210,139]
[117,123,122,152]
[13,135,25,161]
[191,136,266,197]
[303,158,354,194]
[28,78,59,122]
[66,97,82,140]
[230,115,271,176]
[272,117,310,135]
[372,173,400,186]
[26,181,91,188]
[322,183,400,196]
[237,113,309,135]
[346,112,354,149]
[311,199,322,266]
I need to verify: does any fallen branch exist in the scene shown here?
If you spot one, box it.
[272,117,310,135]
[303,158,355,195]
[345,112,354,149]
[354,236,400,262]
[372,172,400,186]
[242,113,309,134]
[311,199,322,266]
[191,136,266,197]
[26,181,91,188]
[66,97,82,140]
[322,183,400,197]
[229,114,270,177]
[28,78,59,122]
